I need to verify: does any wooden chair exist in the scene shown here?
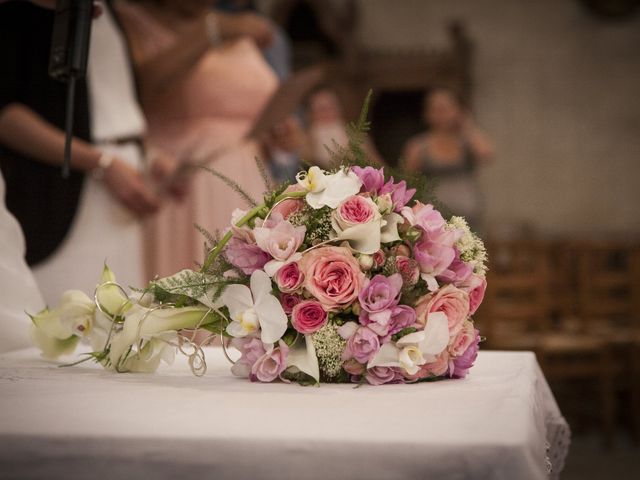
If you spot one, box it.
[483,239,616,446]
[576,241,640,441]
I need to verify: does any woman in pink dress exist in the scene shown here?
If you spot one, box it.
[116,0,278,279]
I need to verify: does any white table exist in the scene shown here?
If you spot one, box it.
[0,348,569,480]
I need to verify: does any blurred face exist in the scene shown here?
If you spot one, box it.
[309,90,343,124]
[424,90,463,131]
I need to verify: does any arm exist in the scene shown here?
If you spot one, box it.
[401,136,424,173]
[0,103,160,216]
[461,115,494,164]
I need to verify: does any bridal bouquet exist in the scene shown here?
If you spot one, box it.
[30,99,487,385]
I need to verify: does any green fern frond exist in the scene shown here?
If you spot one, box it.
[254,156,273,192]
[199,165,258,207]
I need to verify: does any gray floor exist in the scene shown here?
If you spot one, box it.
[561,431,640,479]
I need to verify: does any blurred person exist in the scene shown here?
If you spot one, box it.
[402,87,493,230]
[307,88,383,168]
[116,0,278,279]
[0,1,183,305]
[0,170,44,353]
[262,115,310,183]
[215,0,292,80]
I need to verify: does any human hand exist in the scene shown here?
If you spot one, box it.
[147,148,189,200]
[103,158,160,217]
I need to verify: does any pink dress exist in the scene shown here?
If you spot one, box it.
[116,3,278,280]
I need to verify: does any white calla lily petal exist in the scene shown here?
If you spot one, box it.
[380,212,403,243]
[286,334,320,383]
[420,312,450,355]
[334,221,381,254]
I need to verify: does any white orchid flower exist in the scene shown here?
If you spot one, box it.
[222,270,287,344]
[109,304,215,372]
[285,334,320,383]
[368,312,449,375]
[297,167,362,209]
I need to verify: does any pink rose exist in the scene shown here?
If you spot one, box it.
[393,244,411,257]
[253,213,305,262]
[299,246,365,309]
[291,300,327,334]
[343,358,366,376]
[373,249,386,267]
[404,351,450,381]
[415,284,470,336]
[280,293,301,314]
[461,273,487,316]
[270,185,305,219]
[358,273,402,314]
[365,366,405,385]
[275,262,305,293]
[395,255,420,286]
[250,340,289,382]
[333,195,378,230]
[451,328,480,379]
[448,320,476,357]
[343,326,380,364]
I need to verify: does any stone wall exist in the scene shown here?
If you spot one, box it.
[356,0,640,236]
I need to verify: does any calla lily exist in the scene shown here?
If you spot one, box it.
[285,334,320,383]
[368,312,449,375]
[380,212,403,243]
[109,305,217,372]
[30,289,95,359]
[117,333,177,373]
[298,167,362,209]
[32,290,95,340]
[30,327,80,360]
[333,221,381,254]
[222,270,287,344]
[95,264,132,317]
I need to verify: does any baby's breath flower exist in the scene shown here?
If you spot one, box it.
[311,322,347,380]
[448,216,488,276]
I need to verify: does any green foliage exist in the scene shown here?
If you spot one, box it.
[199,165,258,207]
[151,269,227,307]
[281,368,318,386]
[391,327,418,342]
[254,156,273,192]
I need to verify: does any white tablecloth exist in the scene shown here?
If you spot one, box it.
[0,348,569,480]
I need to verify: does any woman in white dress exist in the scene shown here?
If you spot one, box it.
[0,171,44,353]
[0,2,181,306]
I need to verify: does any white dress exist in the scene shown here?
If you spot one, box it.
[0,172,45,353]
[33,8,147,306]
